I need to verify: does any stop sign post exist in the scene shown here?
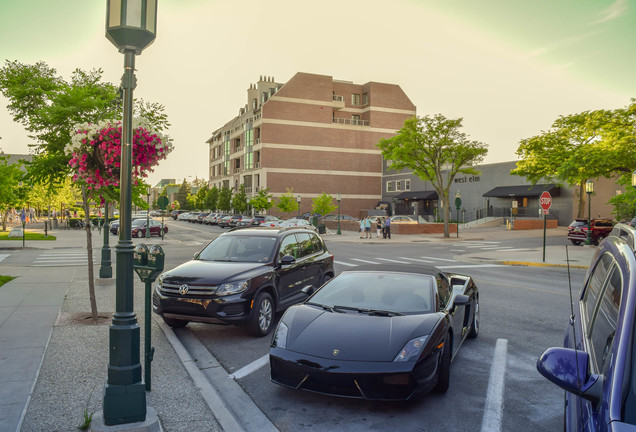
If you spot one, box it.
[540,191,552,262]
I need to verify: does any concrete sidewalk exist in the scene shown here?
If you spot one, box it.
[0,228,221,432]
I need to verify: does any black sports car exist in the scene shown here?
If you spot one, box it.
[269,264,479,400]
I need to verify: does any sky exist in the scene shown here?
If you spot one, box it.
[0,0,634,186]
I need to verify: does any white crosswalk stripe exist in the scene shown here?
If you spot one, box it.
[399,257,435,263]
[32,251,98,267]
[0,253,9,263]
[376,257,410,264]
[351,258,380,264]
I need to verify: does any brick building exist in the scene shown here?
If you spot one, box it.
[207,72,415,217]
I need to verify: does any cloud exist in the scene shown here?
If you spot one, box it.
[592,0,628,24]
[525,30,601,60]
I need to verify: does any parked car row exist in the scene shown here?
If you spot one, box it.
[109,214,168,237]
[152,224,480,401]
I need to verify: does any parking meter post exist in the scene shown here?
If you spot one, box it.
[133,244,164,392]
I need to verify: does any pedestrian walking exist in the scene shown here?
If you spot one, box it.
[364,217,371,238]
[384,216,391,239]
[376,218,382,238]
[359,218,365,239]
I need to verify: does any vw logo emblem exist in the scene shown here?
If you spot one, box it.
[332,349,339,356]
[179,284,189,295]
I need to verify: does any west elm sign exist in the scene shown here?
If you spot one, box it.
[454,175,480,184]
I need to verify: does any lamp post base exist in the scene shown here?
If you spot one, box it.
[92,406,160,432]
[100,245,113,279]
[102,381,147,426]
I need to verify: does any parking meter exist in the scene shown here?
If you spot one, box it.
[133,243,165,391]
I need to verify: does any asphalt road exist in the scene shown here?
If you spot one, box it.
[158,220,586,432]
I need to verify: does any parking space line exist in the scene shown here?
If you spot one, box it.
[228,354,269,380]
[481,338,508,432]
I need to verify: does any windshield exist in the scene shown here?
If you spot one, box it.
[132,219,146,226]
[308,271,434,315]
[198,235,277,263]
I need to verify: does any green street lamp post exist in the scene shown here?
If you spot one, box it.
[336,192,342,235]
[102,0,157,426]
[145,186,151,238]
[297,195,301,218]
[99,200,112,278]
[584,180,594,245]
[455,191,462,239]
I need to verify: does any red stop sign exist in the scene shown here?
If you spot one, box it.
[540,191,552,210]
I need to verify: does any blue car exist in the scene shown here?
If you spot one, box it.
[537,227,636,431]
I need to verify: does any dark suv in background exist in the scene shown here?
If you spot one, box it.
[567,218,614,245]
[152,227,335,336]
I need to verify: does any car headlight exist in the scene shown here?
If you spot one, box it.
[271,322,289,349]
[215,279,249,296]
[394,336,428,362]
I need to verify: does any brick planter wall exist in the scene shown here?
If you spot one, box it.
[513,218,558,230]
[323,220,457,234]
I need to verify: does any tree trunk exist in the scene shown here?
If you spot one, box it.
[441,191,450,238]
[577,182,585,219]
[82,186,98,321]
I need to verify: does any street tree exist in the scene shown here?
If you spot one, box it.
[205,185,219,211]
[0,156,25,230]
[377,115,488,237]
[249,188,273,214]
[232,184,248,214]
[217,187,232,212]
[175,180,191,209]
[312,193,337,218]
[194,184,209,210]
[512,110,612,218]
[276,188,299,217]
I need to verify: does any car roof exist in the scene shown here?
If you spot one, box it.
[342,263,442,277]
[224,226,317,236]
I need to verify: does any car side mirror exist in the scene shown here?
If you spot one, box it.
[193,251,201,259]
[280,254,296,265]
[301,285,315,296]
[536,347,602,402]
[453,294,470,306]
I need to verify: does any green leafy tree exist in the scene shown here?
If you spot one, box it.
[232,184,248,214]
[205,185,219,211]
[0,60,173,322]
[312,193,337,217]
[378,115,488,237]
[186,193,197,210]
[0,156,25,230]
[175,180,191,210]
[249,188,273,214]
[194,184,209,210]
[217,187,232,212]
[512,110,612,218]
[276,188,299,217]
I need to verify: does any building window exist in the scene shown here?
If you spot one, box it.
[386,181,395,192]
[351,93,361,105]
[396,181,402,192]
[362,93,368,105]
[405,179,411,191]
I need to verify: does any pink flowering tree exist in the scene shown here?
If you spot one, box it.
[64,117,173,320]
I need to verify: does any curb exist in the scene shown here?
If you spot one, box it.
[497,260,589,269]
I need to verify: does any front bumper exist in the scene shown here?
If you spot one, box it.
[269,346,439,400]
[152,285,250,325]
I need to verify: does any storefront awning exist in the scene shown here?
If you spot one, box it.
[392,190,439,200]
[483,184,560,198]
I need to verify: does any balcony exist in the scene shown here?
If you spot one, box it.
[333,118,369,127]
[233,167,241,174]
[255,162,261,168]
[332,94,345,110]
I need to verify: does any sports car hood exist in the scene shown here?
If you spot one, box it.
[162,260,270,285]
[283,305,442,362]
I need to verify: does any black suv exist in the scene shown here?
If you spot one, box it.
[152,227,335,336]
